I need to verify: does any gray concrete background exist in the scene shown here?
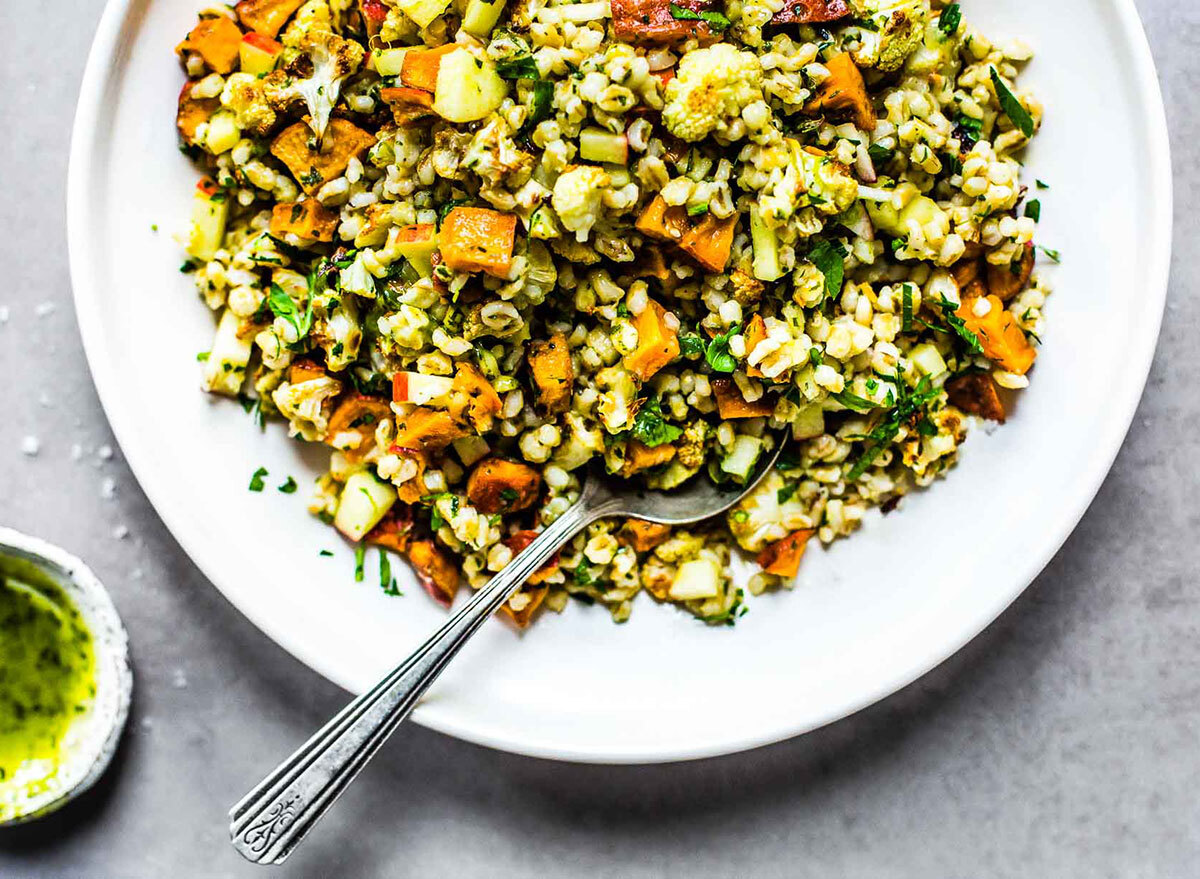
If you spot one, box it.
[0,1,1195,876]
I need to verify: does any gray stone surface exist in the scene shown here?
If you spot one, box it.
[0,1,1196,876]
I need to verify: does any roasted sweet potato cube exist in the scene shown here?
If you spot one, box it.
[635,195,690,243]
[528,333,574,414]
[501,584,550,628]
[611,0,713,44]
[407,539,459,606]
[270,119,377,195]
[952,257,983,289]
[757,529,814,578]
[633,245,671,281]
[502,530,560,585]
[627,299,680,382]
[618,520,672,553]
[439,207,517,278]
[772,0,849,24]
[743,314,769,379]
[712,379,776,419]
[176,15,244,74]
[678,212,738,273]
[448,363,502,431]
[804,52,876,132]
[176,83,220,143]
[946,373,1007,423]
[326,394,393,457]
[467,458,542,514]
[621,440,677,477]
[956,295,1037,375]
[288,358,326,384]
[400,44,457,92]
[235,0,305,37]
[986,242,1036,303]
[367,507,415,554]
[379,86,436,125]
[270,199,340,242]
[391,407,467,452]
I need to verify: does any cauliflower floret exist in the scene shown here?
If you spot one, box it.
[727,471,815,552]
[264,32,364,144]
[595,365,637,432]
[552,166,610,242]
[846,0,930,72]
[271,376,343,441]
[662,44,765,143]
[759,142,859,221]
[281,0,334,45]
[221,73,276,136]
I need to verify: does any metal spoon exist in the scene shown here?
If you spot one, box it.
[229,442,783,864]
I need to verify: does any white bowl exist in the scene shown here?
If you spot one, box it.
[67,0,1171,762]
[0,529,132,824]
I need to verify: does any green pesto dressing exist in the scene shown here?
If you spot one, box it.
[0,560,96,821]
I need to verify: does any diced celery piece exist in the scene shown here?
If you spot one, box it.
[750,206,784,282]
[910,342,948,377]
[204,111,240,155]
[452,435,491,467]
[334,471,397,542]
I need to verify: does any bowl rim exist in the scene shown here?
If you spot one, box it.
[66,0,1173,763]
[0,528,133,824]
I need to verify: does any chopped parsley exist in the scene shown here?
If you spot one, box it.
[845,376,942,481]
[573,564,593,586]
[1025,199,1041,222]
[686,202,710,217]
[668,3,731,30]
[354,544,366,582]
[495,56,539,80]
[196,351,210,362]
[936,296,984,353]
[379,550,402,596]
[901,283,915,332]
[180,259,200,273]
[776,482,799,504]
[939,3,961,35]
[705,324,741,373]
[267,283,314,341]
[499,488,520,505]
[807,239,847,299]
[1036,179,1050,190]
[1039,246,1062,263]
[867,143,894,166]
[248,467,268,492]
[990,67,1035,138]
[699,589,747,626]
[832,390,876,412]
[631,396,683,448]
[679,328,706,359]
[319,549,334,557]
[278,476,298,494]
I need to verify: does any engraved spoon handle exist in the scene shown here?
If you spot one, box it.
[229,487,609,865]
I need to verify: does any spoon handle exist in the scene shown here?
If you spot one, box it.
[229,493,600,865]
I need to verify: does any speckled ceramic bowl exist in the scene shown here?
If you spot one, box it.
[0,528,132,826]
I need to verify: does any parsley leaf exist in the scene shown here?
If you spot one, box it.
[1025,199,1041,222]
[777,483,799,504]
[668,3,731,30]
[939,3,961,35]
[248,467,268,492]
[832,390,876,412]
[1039,246,1062,263]
[990,67,1035,138]
[278,476,298,494]
[522,80,554,135]
[679,328,706,358]
[630,396,683,448]
[936,296,984,353]
[901,283,915,333]
[845,376,942,481]
[495,56,539,79]
[705,324,741,373]
[807,239,847,299]
[267,283,314,341]
[379,550,402,596]
[354,544,366,582]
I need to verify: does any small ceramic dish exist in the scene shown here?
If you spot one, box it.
[0,528,132,826]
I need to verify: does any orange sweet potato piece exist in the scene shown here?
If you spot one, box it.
[620,440,676,477]
[366,507,415,554]
[501,583,550,628]
[407,539,459,606]
[952,255,983,289]
[804,53,876,132]
[449,363,503,431]
[270,119,377,195]
[390,407,467,452]
[439,208,517,278]
[326,394,392,456]
[527,333,574,414]
[772,0,849,24]
[288,358,326,384]
[400,44,457,92]
[627,299,680,381]
[502,530,560,585]
[986,242,1036,303]
[946,373,1006,423]
[957,295,1037,375]
[712,379,776,420]
[611,0,714,44]
[270,199,340,242]
[633,245,671,281]
[618,520,672,553]
[678,212,739,273]
[379,86,436,125]
[235,0,305,37]
[635,195,690,243]
[176,82,220,143]
[391,448,430,504]
[466,458,542,514]
[757,529,815,578]
[743,314,768,379]
[177,16,243,74]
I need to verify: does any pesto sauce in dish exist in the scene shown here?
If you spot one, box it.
[0,562,96,821]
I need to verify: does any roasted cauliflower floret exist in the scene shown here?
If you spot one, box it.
[759,142,859,221]
[271,376,343,441]
[281,0,334,44]
[221,73,276,136]
[263,32,364,143]
[552,166,610,241]
[662,43,765,143]
[847,0,930,72]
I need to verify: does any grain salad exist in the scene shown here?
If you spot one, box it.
[174,0,1049,627]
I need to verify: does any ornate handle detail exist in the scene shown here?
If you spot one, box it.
[229,483,612,865]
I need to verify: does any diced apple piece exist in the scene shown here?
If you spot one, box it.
[393,223,439,276]
[462,0,509,37]
[187,178,229,261]
[239,32,282,75]
[334,471,398,542]
[359,0,389,36]
[452,435,491,467]
[202,308,253,396]
[372,47,408,77]
[396,0,453,28]
[792,404,825,440]
[391,371,455,405]
[579,127,629,165]
[432,49,508,124]
[204,110,241,155]
[719,435,764,480]
[669,558,721,601]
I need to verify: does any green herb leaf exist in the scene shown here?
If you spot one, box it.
[573,564,593,586]
[939,3,961,35]
[354,544,366,582]
[495,56,540,79]
[867,143,894,165]
[704,324,741,373]
[278,476,298,494]
[248,467,268,492]
[1039,245,1061,263]
[1025,199,1041,222]
[1036,179,1050,190]
[687,202,710,217]
[630,396,683,448]
[319,549,334,557]
[379,550,402,596]
[901,283,915,332]
[832,390,876,412]
[990,67,1035,138]
[807,239,847,299]
[522,80,553,134]
[267,283,314,341]
[937,296,984,353]
[679,329,706,358]
[668,3,730,30]
[776,483,799,504]
[196,351,210,362]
